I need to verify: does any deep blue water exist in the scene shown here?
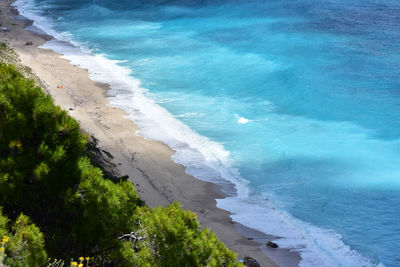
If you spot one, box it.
[15,0,400,266]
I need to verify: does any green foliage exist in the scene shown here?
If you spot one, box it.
[0,64,86,211]
[0,209,47,267]
[0,63,241,266]
[0,63,89,259]
[65,157,140,259]
[134,203,241,267]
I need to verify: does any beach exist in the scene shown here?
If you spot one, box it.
[0,1,301,266]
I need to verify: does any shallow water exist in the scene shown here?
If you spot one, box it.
[14,0,400,266]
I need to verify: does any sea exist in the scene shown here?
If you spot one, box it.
[12,0,400,266]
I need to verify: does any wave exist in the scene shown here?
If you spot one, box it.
[12,0,378,266]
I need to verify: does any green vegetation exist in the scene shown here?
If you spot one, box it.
[0,211,46,267]
[0,63,241,266]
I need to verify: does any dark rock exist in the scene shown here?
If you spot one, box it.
[119,175,129,181]
[243,256,260,267]
[267,241,278,248]
[247,237,254,240]
[25,41,33,45]
[86,134,121,180]
[101,149,113,159]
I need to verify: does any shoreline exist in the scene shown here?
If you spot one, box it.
[0,1,301,266]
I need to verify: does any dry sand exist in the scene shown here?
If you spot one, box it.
[0,1,301,265]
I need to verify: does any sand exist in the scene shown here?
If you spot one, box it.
[0,1,301,266]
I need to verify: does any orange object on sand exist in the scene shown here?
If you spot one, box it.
[57,85,63,89]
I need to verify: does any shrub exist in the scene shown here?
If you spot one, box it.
[0,208,47,267]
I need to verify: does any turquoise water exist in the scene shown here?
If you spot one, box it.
[15,0,400,265]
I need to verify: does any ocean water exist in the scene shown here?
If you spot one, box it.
[13,0,400,266]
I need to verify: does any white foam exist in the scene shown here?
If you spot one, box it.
[12,1,380,266]
[218,196,376,267]
[238,117,250,124]
[175,112,206,118]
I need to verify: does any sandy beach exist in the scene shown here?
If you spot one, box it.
[0,1,300,265]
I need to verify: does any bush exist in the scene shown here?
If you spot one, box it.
[0,208,47,267]
[0,64,86,212]
[135,203,241,267]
